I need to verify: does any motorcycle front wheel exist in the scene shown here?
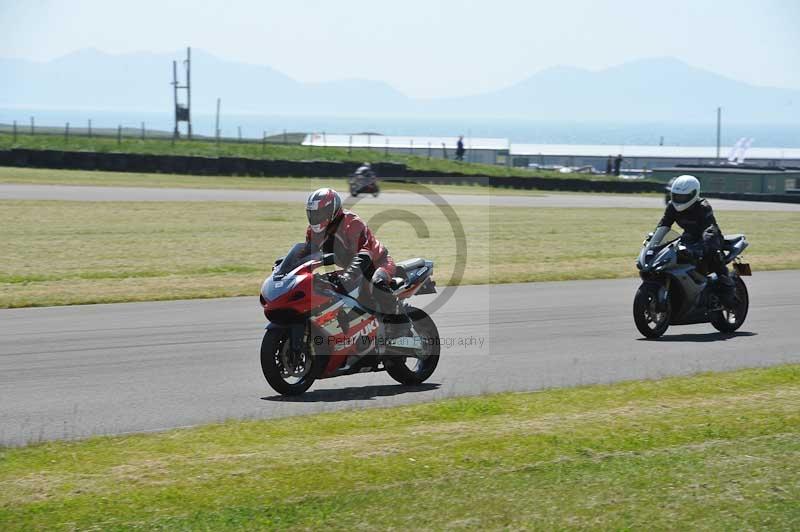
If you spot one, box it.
[261,328,318,395]
[709,276,749,333]
[385,307,440,385]
[633,285,671,338]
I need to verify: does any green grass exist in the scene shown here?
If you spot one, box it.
[0,166,549,196]
[0,132,586,179]
[1,365,799,530]
[1,199,797,307]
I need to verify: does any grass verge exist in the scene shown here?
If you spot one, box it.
[1,365,799,529]
[0,166,547,196]
[0,132,579,179]
[1,200,797,307]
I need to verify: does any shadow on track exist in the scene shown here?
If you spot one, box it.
[637,331,757,343]
[262,382,441,403]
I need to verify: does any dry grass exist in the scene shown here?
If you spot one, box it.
[0,166,549,196]
[1,200,797,307]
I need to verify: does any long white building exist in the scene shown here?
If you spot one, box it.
[510,143,800,170]
[302,133,800,170]
[302,134,510,165]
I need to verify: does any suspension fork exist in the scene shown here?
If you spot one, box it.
[288,322,307,355]
[656,277,671,311]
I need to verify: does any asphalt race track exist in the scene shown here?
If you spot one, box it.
[2,183,800,211]
[1,271,798,446]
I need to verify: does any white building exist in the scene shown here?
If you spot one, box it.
[302,134,510,165]
[302,133,800,171]
[509,144,800,171]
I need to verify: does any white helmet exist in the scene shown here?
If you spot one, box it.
[670,174,701,212]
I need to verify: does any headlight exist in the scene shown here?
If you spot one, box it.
[261,275,297,301]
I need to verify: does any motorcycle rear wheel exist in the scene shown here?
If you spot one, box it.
[710,276,749,333]
[633,286,671,338]
[385,307,440,385]
[261,328,317,395]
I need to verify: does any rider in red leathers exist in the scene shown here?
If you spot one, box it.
[305,188,411,337]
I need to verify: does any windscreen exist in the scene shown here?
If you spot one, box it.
[651,229,681,248]
[274,243,320,275]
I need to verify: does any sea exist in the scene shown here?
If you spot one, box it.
[2,107,799,148]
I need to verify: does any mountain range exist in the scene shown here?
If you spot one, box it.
[1,49,797,123]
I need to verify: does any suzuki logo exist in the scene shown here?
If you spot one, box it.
[333,319,379,352]
[351,319,378,342]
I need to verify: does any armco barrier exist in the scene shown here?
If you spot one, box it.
[0,147,754,196]
[704,192,800,204]
[403,172,664,193]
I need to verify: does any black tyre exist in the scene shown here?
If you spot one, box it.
[385,307,440,385]
[710,276,749,333]
[633,285,671,338]
[261,328,317,395]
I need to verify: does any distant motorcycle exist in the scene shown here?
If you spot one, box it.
[633,228,751,338]
[349,173,380,197]
[259,243,439,395]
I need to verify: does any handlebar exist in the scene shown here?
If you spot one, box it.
[677,242,704,262]
[313,276,337,293]
[313,271,342,293]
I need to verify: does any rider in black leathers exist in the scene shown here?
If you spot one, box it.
[657,176,737,306]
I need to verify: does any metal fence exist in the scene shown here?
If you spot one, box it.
[0,119,305,148]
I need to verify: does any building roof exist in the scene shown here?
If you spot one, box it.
[302,134,510,151]
[509,143,800,160]
[301,134,800,161]
[652,166,800,175]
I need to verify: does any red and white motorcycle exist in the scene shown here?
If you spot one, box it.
[259,243,440,395]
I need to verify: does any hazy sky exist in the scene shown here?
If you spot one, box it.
[1,0,798,98]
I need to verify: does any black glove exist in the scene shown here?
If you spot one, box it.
[338,271,361,295]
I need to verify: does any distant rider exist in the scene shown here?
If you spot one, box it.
[354,162,377,185]
[653,174,736,306]
[304,188,411,337]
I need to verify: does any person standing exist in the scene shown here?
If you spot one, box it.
[605,155,613,175]
[614,154,623,176]
[455,136,466,161]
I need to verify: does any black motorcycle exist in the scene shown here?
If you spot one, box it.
[633,228,751,338]
[349,173,380,197]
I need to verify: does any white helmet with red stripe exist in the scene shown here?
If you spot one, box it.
[306,188,342,233]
